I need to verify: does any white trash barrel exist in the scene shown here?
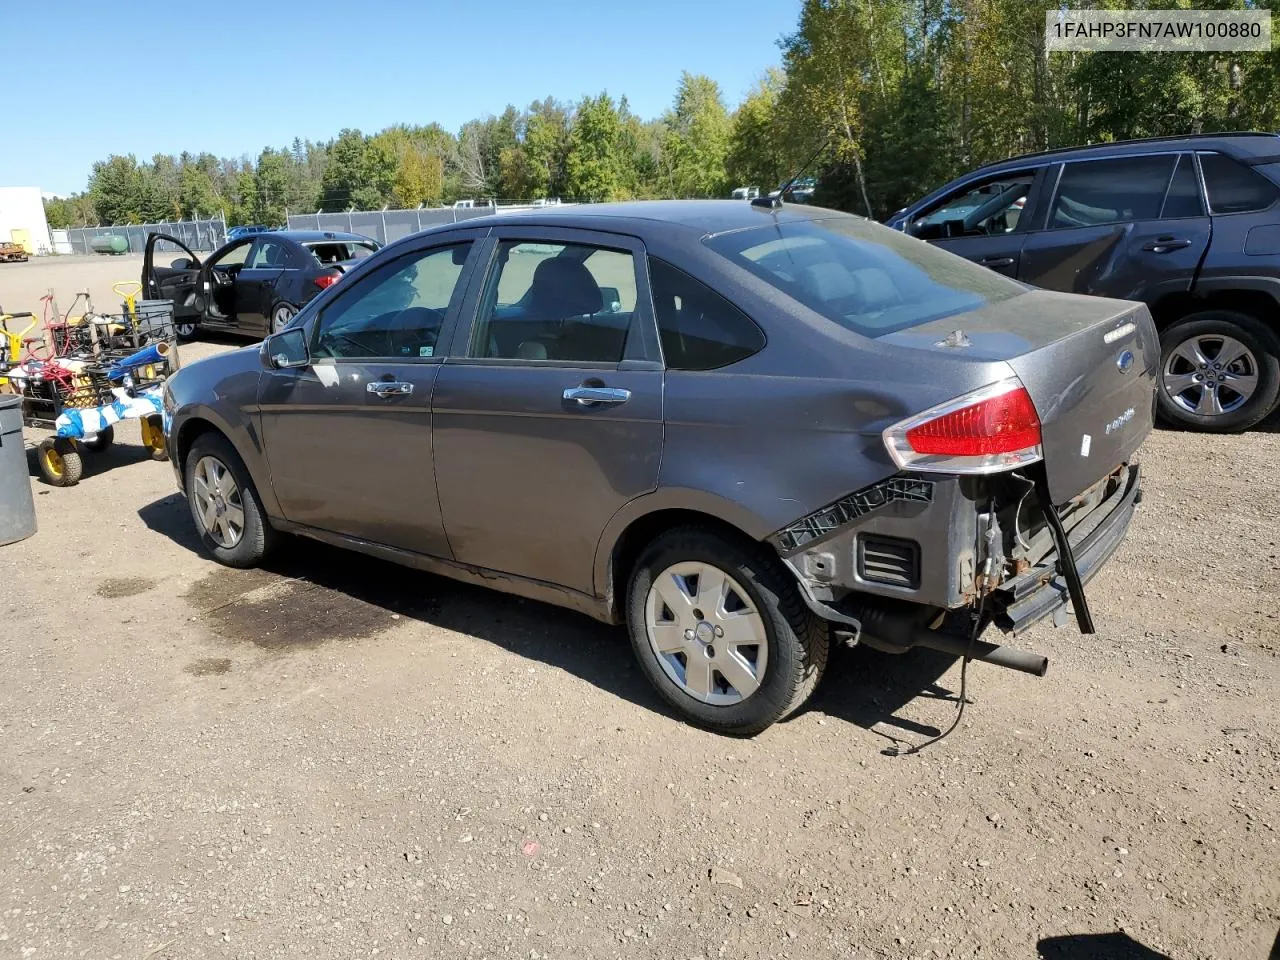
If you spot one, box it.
[0,395,37,545]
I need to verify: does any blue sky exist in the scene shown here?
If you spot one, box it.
[1,0,798,196]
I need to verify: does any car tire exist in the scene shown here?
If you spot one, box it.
[626,526,829,736]
[270,302,297,335]
[1156,311,1280,432]
[175,321,198,343]
[184,432,274,568]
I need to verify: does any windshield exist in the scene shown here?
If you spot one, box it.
[305,241,379,265]
[705,217,1024,337]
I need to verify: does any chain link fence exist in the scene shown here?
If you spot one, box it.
[65,218,227,256]
[286,204,566,245]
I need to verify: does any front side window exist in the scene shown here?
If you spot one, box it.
[912,174,1034,239]
[1199,152,1279,214]
[649,258,764,370]
[214,241,253,268]
[706,217,1022,338]
[469,241,638,362]
[312,242,471,360]
[1049,155,1176,229]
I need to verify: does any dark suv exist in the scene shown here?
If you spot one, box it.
[888,132,1280,432]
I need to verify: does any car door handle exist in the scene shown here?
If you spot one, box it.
[1142,237,1193,253]
[367,381,414,397]
[563,386,631,406]
[978,256,1015,267]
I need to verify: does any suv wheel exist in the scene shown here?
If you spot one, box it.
[1157,310,1280,432]
[184,433,275,567]
[626,527,828,736]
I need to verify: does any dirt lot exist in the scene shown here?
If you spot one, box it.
[1,257,1278,960]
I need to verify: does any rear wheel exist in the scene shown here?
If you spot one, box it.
[626,527,828,736]
[174,321,198,342]
[184,433,274,567]
[1157,311,1280,432]
[37,437,83,486]
[270,302,297,335]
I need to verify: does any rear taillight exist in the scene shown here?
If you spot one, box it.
[883,378,1043,474]
[313,273,340,290]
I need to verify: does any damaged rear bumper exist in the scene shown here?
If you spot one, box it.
[991,461,1142,636]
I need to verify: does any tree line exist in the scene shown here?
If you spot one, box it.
[45,0,1280,230]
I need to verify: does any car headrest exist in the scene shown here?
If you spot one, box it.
[529,257,602,318]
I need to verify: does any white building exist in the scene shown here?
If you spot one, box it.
[0,186,53,255]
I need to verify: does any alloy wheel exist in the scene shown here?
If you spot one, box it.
[191,456,245,548]
[644,561,768,706]
[272,304,296,334]
[1163,334,1259,417]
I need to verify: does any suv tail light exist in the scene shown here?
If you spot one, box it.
[883,378,1043,474]
[313,273,340,290]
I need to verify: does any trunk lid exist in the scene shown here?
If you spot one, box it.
[881,290,1157,504]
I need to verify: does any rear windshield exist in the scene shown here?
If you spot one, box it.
[305,241,378,265]
[704,217,1023,337]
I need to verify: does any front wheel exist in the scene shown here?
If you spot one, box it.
[626,527,829,736]
[1157,311,1280,432]
[184,433,274,567]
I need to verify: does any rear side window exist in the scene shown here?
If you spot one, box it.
[1199,152,1279,214]
[705,217,1022,338]
[306,241,379,265]
[649,258,764,371]
[1049,155,1176,228]
[1160,154,1205,219]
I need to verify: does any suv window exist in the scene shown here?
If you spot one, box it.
[470,241,637,362]
[649,258,765,371]
[1049,155,1176,229]
[912,174,1033,240]
[312,242,471,359]
[1199,152,1279,214]
[1161,154,1205,219]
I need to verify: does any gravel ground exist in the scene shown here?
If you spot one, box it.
[1,261,1277,959]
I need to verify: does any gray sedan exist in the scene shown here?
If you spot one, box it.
[163,200,1155,735]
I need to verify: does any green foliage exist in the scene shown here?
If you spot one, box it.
[726,69,789,192]
[660,73,732,198]
[564,93,634,201]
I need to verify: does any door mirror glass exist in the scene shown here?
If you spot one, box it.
[265,327,309,369]
[169,257,192,270]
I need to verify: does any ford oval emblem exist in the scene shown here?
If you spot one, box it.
[1116,350,1135,373]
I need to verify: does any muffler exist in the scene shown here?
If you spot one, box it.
[851,602,1049,678]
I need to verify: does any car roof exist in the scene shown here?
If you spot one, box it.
[461,199,848,238]
[261,230,374,243]
[976,131,1280,175]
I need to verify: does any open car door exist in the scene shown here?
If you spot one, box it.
[142,234,203,325]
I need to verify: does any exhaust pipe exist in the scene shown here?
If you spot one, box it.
[852,603,1049,678]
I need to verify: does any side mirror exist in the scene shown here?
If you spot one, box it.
[262,327,309,369]
[170,257,192,270]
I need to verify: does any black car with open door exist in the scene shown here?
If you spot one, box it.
[142,230,380,342]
